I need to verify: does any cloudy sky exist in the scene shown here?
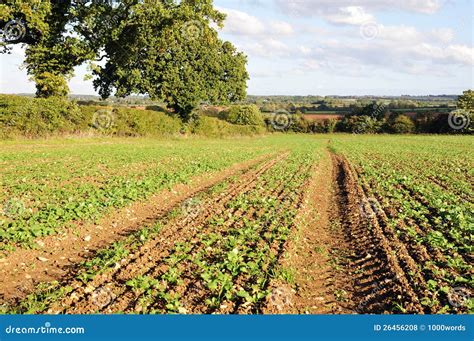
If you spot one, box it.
[1,0,473,96]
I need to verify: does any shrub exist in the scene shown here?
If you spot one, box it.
[0,95,84,138]
[288,114,311,133]
[311,119,338,133]
[390,115,415,134]
[338,115,383,134]
[189,116,266,137]
[80,106,183,137]
[219,105,264,126]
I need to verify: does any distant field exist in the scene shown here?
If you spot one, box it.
[303,114,344,120]
[0,135,472,314]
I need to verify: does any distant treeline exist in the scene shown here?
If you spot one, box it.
[1,91,472,139]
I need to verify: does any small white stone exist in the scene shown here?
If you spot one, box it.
[84,235,91,242]
[37,257,49,262]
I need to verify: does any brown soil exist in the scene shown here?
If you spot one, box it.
[334,155,424,314]
[3,144,461,314]
[37,153,289,313]
[0,153,275,302]
[264,150,428,314]
[264,150,353,314]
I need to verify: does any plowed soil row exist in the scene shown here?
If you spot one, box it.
[66,152,305,314]
[336,155,428,314]
[17,152,289,313]
[263,152,431,314]
[4,143,466,315]
[0,153,280,305]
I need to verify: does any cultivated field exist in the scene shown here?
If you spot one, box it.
[0,135,472,314]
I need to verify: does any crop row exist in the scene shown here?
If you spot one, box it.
[0,138,287,250]
[331,136,473,313]
[5,139,323,314]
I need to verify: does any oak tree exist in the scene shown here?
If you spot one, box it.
[1,0,248,121]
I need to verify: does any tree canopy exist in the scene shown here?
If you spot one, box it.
[457,90,473,112]
[219,105,264,126]
[1,0,248,121]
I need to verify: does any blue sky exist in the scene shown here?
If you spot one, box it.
[1,0,473,96]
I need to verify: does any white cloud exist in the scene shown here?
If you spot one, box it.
[276,0,442,17]
[325,6,374,25]
[298,45,312,55]
[220,4,472,79]
[412,43,474,65]
[269,21,294,35]
[235,39,291,58]
[219,8,295,37]
[430,28,454,44]
[219,8,265,35]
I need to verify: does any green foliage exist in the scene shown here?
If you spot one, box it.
[0,135,279,249]
[288,114,311,133]
[32,71,70,98]
[338,115,383,134]
[0,94,83,137]
[311,119,338,133]
[0,95,263,138]
[86,0,248,121]
[331,135,473,313]
[352,101,388,120]
[457,90,473,111]
[79,106,183,137]
[188,116,265,137]
[390,115,415,134]
[219,105,264,126]
[2,1,248,119]
[0,0,50,47]
[3,1,95,96]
